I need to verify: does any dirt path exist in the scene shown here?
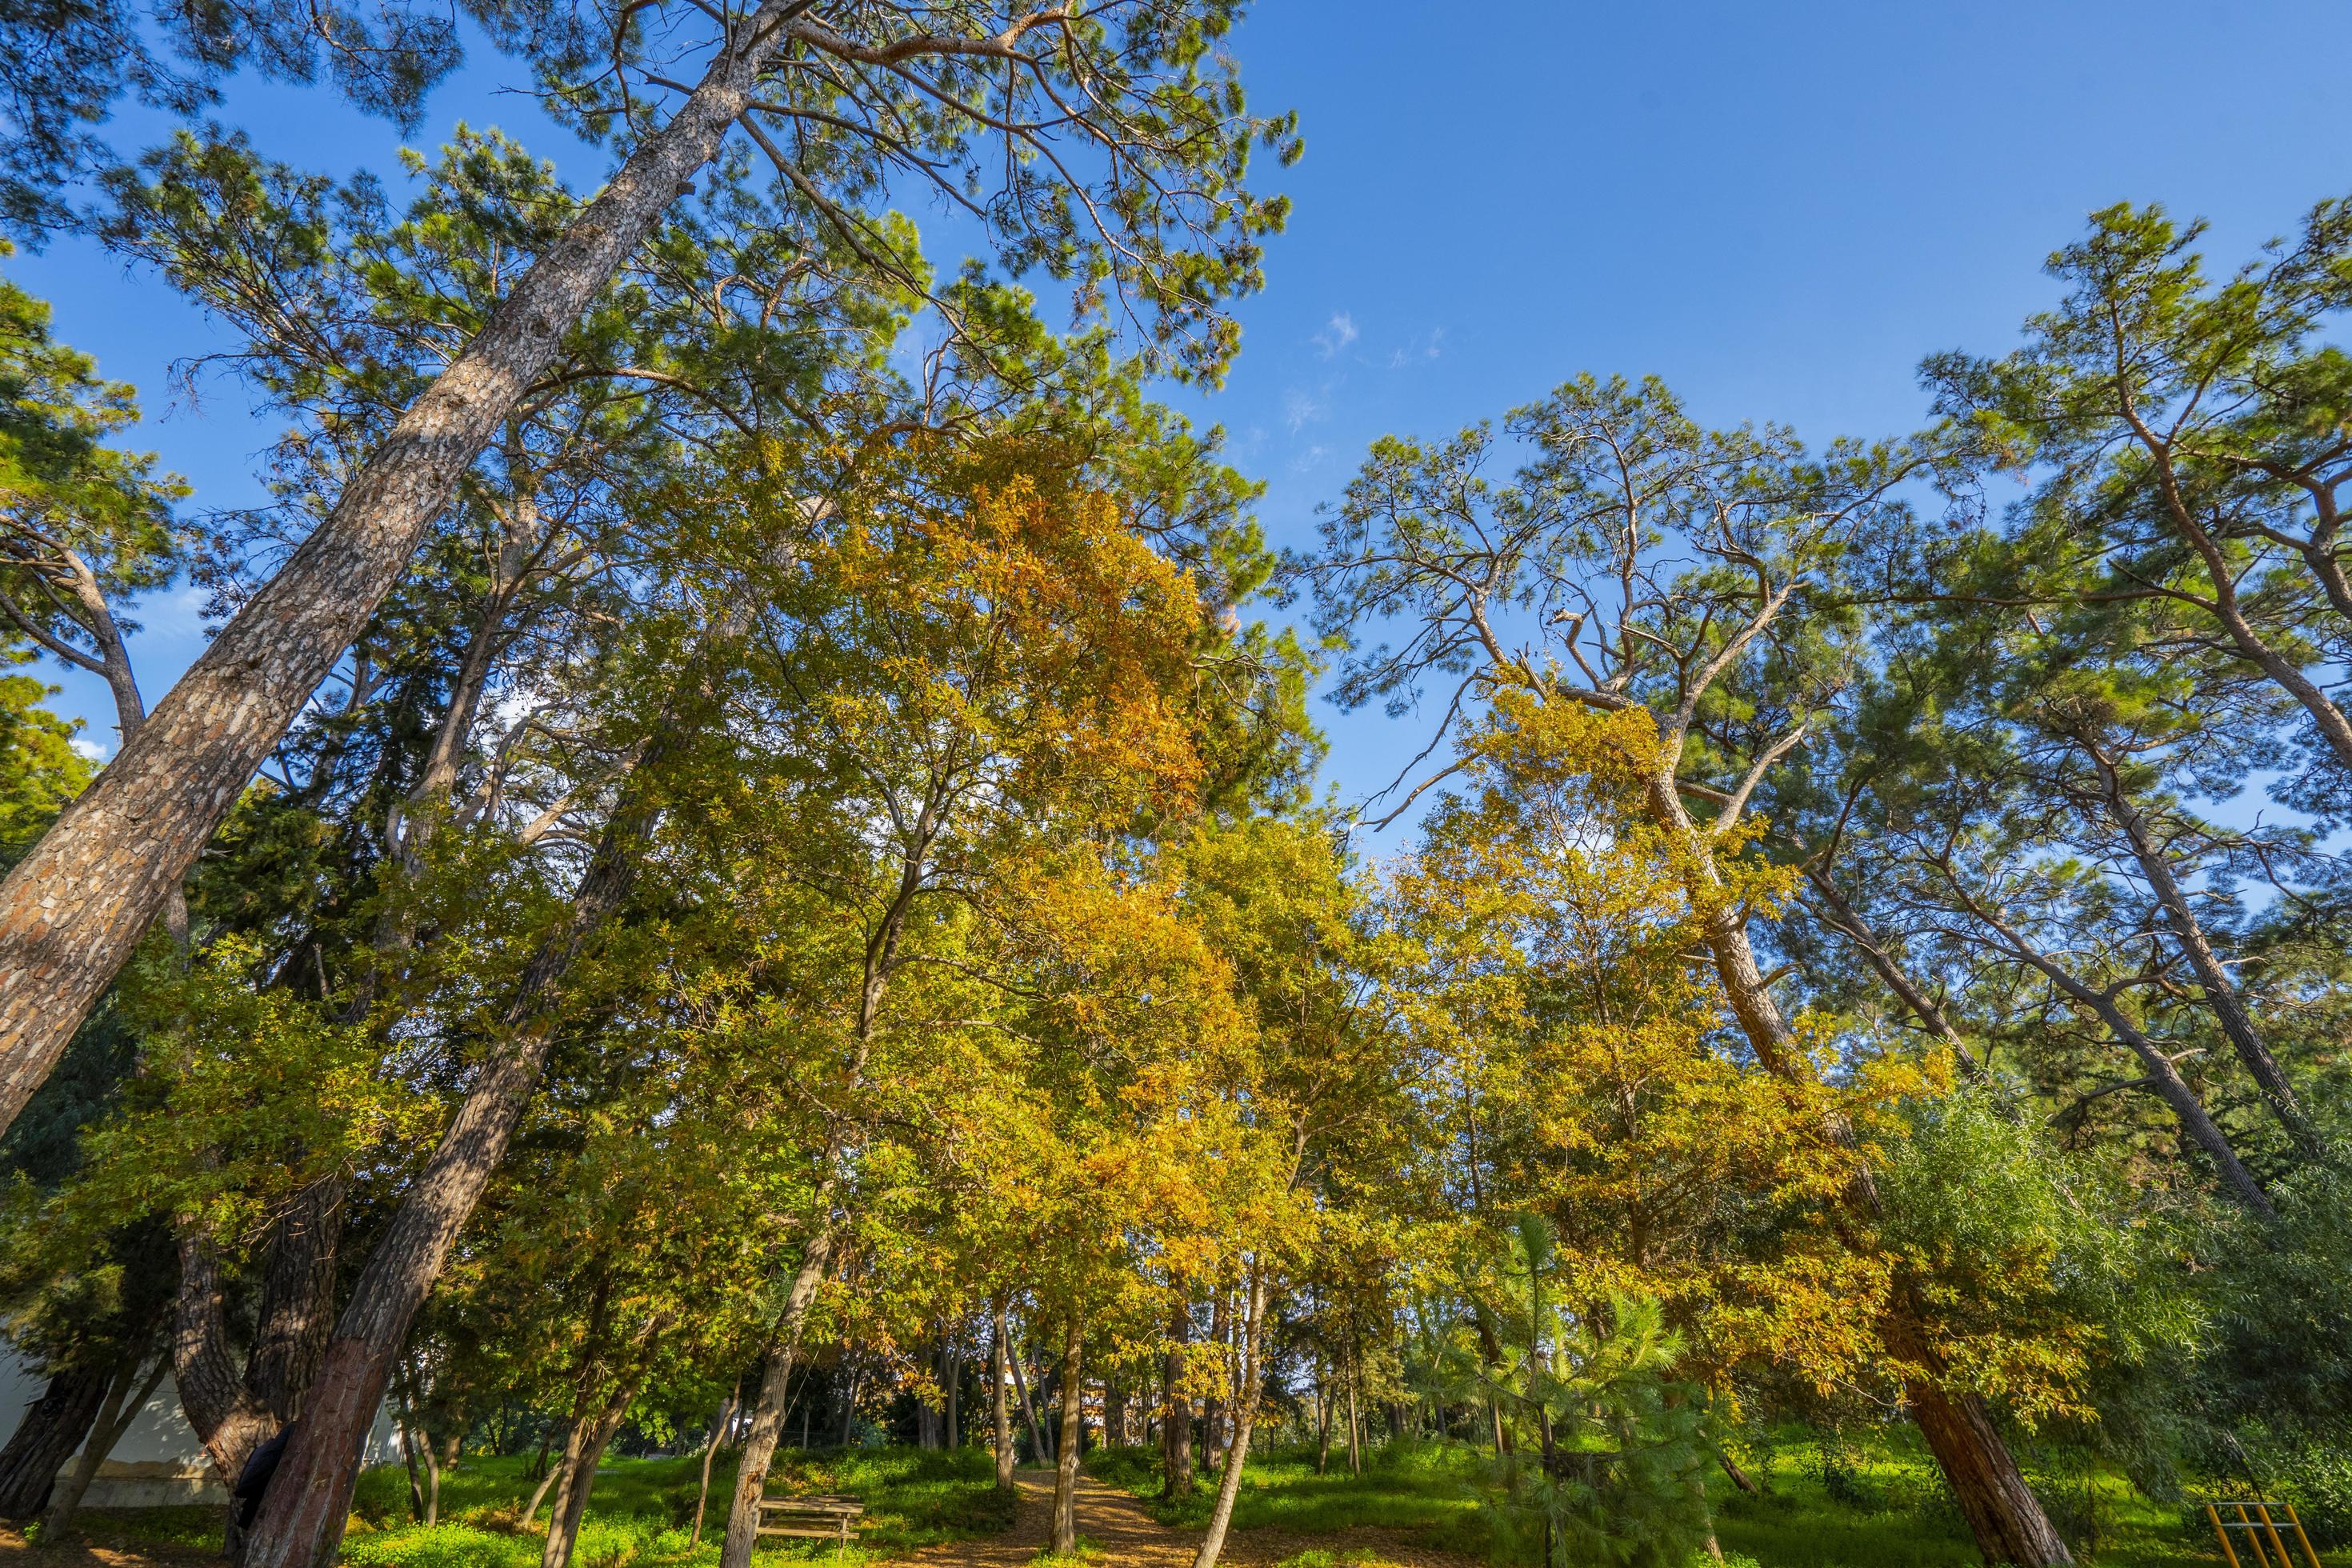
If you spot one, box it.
[907,1471,1470,1568]
[0,1527,210,1568]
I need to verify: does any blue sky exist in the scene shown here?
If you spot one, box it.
[14,0,2352,837]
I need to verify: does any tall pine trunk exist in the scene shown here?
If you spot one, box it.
[0,0,818,1142]
[1644,769,2074,1567]
[242,783,660,1568]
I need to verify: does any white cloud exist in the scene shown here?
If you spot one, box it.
[1388,327,1446,370]
[1289,444,1330,474]
[70,738,107,762]
[1313,311,1358,358]
[1283,388,1326,432]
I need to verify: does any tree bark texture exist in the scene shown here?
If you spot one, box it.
[1161,1308,1192,1500]
[1051,1314,1083,1555]
[1890,1313,2074,1566]
[990,1300,1015,1490]
[0,1366,106,1518]
[718,1228,834,1568]
[242,784,661,1568]
[171,1231,279,1490]
[0,0,818,1140]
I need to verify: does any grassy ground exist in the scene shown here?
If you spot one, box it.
[1086,1430,2352,1568]
[58,1448,1015,1568]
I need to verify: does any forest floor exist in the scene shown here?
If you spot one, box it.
[913,1468,1467,1568]
[9,1438,2350,1567]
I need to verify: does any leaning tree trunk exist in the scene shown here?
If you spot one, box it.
[520,1426,569,1529]
[0,1366,107,1518]
[718,1226,836,1568]
[689,1379,739,1546]
[2093,762,2317,1150]
[540,1392,633,1568]
[1051,1313,1085,1555]
[990,1300,1015,1490]
[241,787,659,1568]
[1191,1268,1267,1568]
[1889,1309,2074,1567]
[1644,770,2075,1567]
[42,1351,168,1537]
[0,0,819,1143]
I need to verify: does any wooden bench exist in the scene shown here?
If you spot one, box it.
[754,1493,865,1554]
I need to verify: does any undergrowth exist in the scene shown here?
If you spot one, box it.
[58,1447,1013,1567]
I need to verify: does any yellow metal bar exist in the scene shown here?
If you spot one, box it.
[2235,1502,2277,1568]
[2208,1502,2246,1568]
[2255,1501,2296,1568]
[2281,1502,2322,1568]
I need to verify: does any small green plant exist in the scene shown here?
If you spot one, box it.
[1028,1533,1102,1568]
[1805,1434,1881,1513]
[1422,1216,1717,1568]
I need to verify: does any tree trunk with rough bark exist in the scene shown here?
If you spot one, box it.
[1051,1314,1083,1556]
[241,781,661,1568]
[1640,766,2075,1567]
[0,0,818,1142]
[0,1366,106,1518]
[990,1300,1015,1490]
[1161,1309,1191,1500]
[1890,1310,2074,1567]
[718,1230,834,1568]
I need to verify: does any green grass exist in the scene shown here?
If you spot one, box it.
[1085,1430,2352,1567]
[1085,1441,1495,1554]
[58,1447,1014,1567]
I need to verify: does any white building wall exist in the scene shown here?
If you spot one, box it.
[0,1348,406,1507]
